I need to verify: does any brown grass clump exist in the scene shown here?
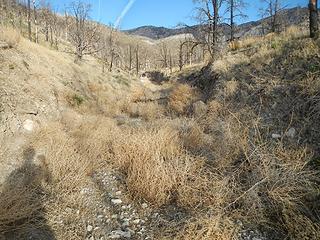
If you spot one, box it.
[126,102,165,120]
[229,40,241,51]
[168,84,198,115]
[112,126,205,206]
[71,116,118,166]
[0,27,21,48]
[223,80,239,98]
[176,215,239,240]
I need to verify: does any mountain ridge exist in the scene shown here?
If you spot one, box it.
[124,7,308,40]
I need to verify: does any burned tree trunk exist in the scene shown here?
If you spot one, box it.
[135,44,139,75]
[27,0,31,40]
[230,0,234,41]
[309,0,319,39]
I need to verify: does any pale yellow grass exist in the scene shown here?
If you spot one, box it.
[0,27,21,48]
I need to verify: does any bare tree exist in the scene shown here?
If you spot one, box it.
[193,0,224,58]
[49,10,60,49]
[27,0,32,40]
[309,0,319,39]
[128,44,133,71]
[159,41,168,68]
[169,50,173,73]
[39,1,51,42]
[178,40,185,71]
[260,0,285,33]
[106,28,118,72]
[32,0,39,43]
[225,0,247,41]
[67,1,100,61]
[135,44,139,75]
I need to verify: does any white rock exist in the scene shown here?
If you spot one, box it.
[109,234,121,239]
[122,220,129,227]
[111,199,122,205]
[87,225,93,232]
[272,133,281,139]
[23,119,35,132]
[285,128,296,138]
[111,230,131,239]
[141,203,148,209]
[115,191,122,196]
[111,214,118,219]
[132,219,140,224]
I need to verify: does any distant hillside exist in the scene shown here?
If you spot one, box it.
[124,25,196,40]
[125,7,308,40]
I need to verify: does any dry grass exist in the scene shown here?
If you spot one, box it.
[112,126,204,206]
[168,84,198,115]
[126,102,165,120]
[176,215,239,240]
[27,123,98,239]
[0,27,21,48]
[228,40,241,51]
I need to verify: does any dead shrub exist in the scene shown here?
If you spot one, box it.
[30,123,95,191]
[223,80,239,98]
[127,102,164,120]
[28,123,96,239]
[229,40,241,51]
[112,126,204,206]
[168,84,197,115]
[71,116,118,166]
[130,88,148,102]
[176,215,239,240]
[0,27,21,48]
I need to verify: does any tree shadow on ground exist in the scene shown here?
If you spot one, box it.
[176,64,219,101]
[0,147,55,240]
[145,71,170,85]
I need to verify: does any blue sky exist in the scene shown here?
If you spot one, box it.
[50,0,308,30]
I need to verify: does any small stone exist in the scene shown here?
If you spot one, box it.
[22,119,35,132]
[111,199,122,205]
[141,203,148,209]
[122,220,129,227]
[109,234,120,239]
[115,191,122,196]
[111,214,118,219]
[132,219,140,224]
[285,128,296,138]
[272,133,281,139]
[87,225,93,232]
[111,230,131,239]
